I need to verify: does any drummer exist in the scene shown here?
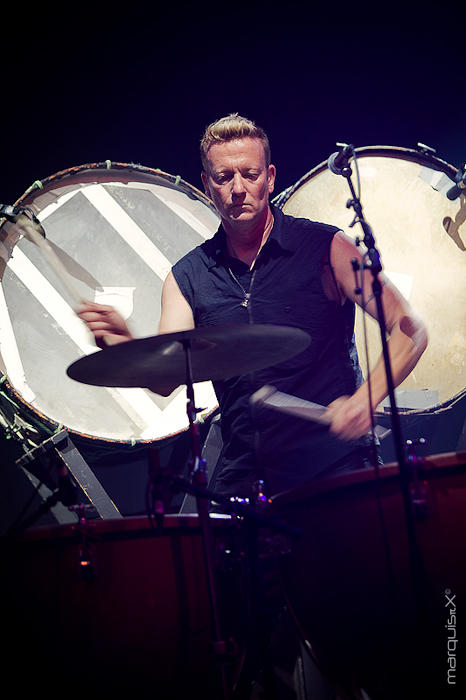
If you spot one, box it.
[77,113,428,500]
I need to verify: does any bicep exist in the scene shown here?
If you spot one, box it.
[158,270,195,334]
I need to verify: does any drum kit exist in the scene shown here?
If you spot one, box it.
[0,148,465,699]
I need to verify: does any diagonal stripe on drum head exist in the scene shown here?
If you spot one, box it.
[5,248,164,433]
[82,184,172,281]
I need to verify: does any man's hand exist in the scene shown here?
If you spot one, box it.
[325,393,373,441]
[76,300,133,348]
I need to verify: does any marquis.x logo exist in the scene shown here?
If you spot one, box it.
[445,589,457,686]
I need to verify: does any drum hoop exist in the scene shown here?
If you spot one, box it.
[273,145,459,208]
[1,378,220,447]
[1,375,182,447]
[19,512,234,541]
[0,161,219,447]
[13,161,217,214]
[376,387,466,416]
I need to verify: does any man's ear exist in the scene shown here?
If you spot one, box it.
[201,171,210,197]
[267,164,276,194]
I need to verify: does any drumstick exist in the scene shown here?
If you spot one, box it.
[250,385,391,440]
[19,219,83,304]
[17,215,118,346]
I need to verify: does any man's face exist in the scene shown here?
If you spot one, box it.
[201,137,276,230]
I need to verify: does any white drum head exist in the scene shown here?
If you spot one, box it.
[276,146,465,409]
[0,162,220,443]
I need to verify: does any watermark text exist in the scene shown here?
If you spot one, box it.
[445,588,457,685]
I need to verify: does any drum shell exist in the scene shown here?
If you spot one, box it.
[2,514,247,698]
[272,452,466,698]
[276,146,466,411]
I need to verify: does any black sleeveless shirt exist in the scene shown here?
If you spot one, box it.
[172,205,365,497]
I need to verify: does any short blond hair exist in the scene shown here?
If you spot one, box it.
[200,113,271,170]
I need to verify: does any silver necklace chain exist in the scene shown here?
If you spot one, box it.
[228,267,257,308]
[226,214,273,309]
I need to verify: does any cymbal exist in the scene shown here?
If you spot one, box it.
[66,324,310,391]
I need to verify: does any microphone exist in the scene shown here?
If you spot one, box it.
[446,166,466,201]
[0,203,18,220]
[328,143,354,175]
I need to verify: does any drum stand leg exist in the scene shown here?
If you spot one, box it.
[182,339,231,699]
[229,519,271,699]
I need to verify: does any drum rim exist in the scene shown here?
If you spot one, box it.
[0,161,219,446]
[10,160,217,214]
[271,450,466,508]
[17,511,234,541]
[0,375,202,446]
[273,144,459,207]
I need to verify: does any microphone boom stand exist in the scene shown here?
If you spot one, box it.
[182,339,230,699]
[339,162,428,626]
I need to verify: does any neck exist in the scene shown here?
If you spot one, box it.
[224,207,274,268]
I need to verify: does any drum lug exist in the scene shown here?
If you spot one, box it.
[409,479,432,519]
[70,504,97,581]
[406,438,432,518]
[76,541,95,582]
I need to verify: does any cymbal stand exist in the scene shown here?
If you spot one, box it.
[339,155,428,624]
[181,339,230,699]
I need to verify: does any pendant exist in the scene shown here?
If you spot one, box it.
[241,299,249,308]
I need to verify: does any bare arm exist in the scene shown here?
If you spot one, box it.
[145,271,196,395]
[77,270,194,344]
[325,231,428,440]
[158,270,195,334]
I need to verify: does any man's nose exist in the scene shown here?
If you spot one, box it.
[232,173,246,195]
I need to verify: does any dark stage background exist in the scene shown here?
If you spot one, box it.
[1,6,465,525]
[2,6,465,204]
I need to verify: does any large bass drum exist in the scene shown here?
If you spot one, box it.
[272,451,466,699]
[276,146,466,411]
[2,513,248,699]
[0,162,220,446]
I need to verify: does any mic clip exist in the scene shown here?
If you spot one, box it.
[0,203,45,231]
[327,143,354,176]
[0,204,46,239]
[446,164,466,201]
[0,203,19,221]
